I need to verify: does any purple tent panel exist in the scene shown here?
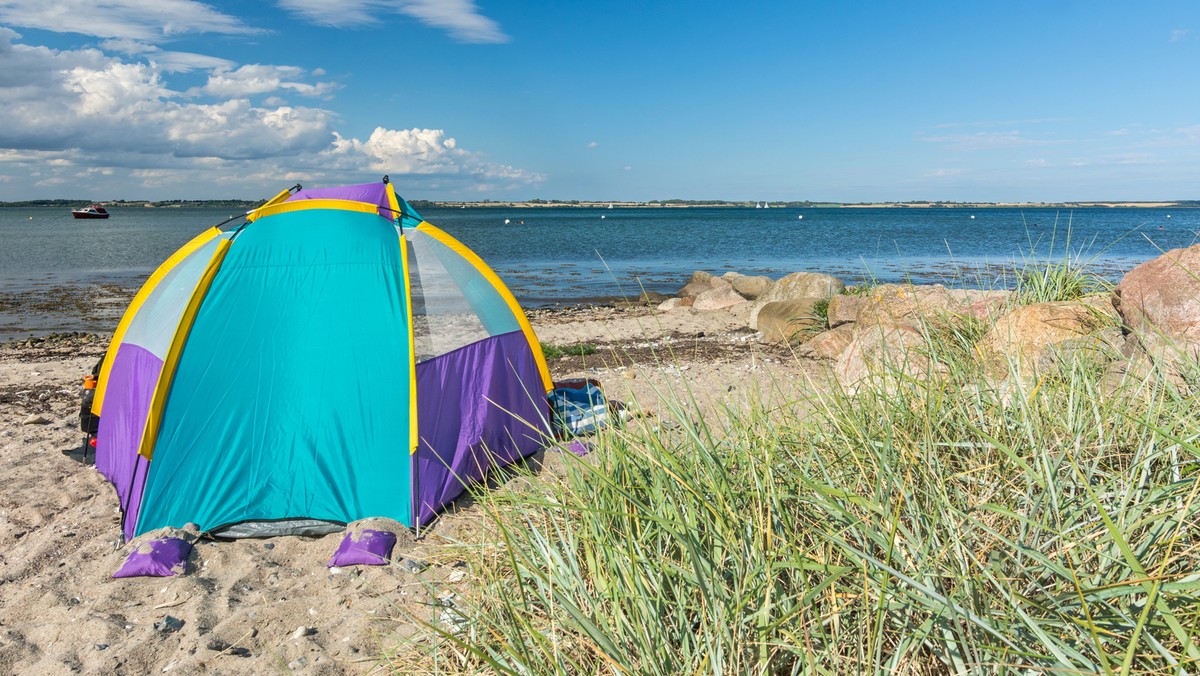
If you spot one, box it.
[95,342,161,538]
[414,331,549,525]
[289,182,392,218]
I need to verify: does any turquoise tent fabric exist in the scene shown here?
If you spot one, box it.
[136,207,413,534]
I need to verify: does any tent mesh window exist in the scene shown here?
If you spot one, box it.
[405,229,520,363]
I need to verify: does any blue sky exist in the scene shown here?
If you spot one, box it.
[0,1,1196,201]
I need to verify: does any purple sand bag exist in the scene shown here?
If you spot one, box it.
[112,536,194,578]
[327,529,397,567]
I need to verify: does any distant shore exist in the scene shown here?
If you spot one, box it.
[3,199,1195,210]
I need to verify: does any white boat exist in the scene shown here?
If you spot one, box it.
[71,203,109,219]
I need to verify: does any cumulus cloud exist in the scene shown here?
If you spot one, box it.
[0,19,540,197]
[192,64,338,99]
[586,141,598,149]
[322,127,544,186]
[276,0,509,43]
[0,0,255,40]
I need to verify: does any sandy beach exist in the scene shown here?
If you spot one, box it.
[0,301,813,674]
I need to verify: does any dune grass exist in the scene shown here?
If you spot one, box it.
[388,318,1200,674]
[387,242,1199,673]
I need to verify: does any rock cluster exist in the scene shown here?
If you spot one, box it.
[663,244,1200,392]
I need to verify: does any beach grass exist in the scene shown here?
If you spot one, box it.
[387,307,1200,674]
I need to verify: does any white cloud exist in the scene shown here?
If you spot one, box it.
[0,0,256,41]
[192,64,338,99]
[0,26,541,198]
[1170,29,1191,43]
[322,127,544,187]
[586,141,598,149]
[921,130,1059,152]
[276,0,509,43]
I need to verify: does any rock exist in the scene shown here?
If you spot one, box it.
[827,294,865,328]
[854,284,959,329]
[1038,326,1125,372]
[402,558,428,574]
[678,271,718,299]
[692,283,748,311]
[291,626,316,640]
[154,616,184,634]
[949,289,1013,321]
[637,290,671,305]
[834,324,931,391]
[729,275,774,300]
[749,272,845,329]
[287,656,308,669]
[21,414,50,425]
[1114,243,1200,340]
[757,299,823,344]
[796,324,856,361]
[981,298,1119,375]
[657,297,692,311]
[448,570,467,583]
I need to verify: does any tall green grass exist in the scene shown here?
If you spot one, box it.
[389,330,1199,673]
[388,275,1199,675]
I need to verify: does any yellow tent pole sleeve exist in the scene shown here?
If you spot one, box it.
[385,183,402,222]
[93,227,222,416]
[399,232,419,454]
[137,239,231,460]
[243,185,296,222]
[247,198,379,223]
[415,222,554,393]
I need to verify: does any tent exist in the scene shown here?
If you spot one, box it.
[88,180,553,540]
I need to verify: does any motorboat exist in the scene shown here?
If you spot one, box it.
[71,204,110,219]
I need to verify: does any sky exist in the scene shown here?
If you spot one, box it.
[0,1,1196,202]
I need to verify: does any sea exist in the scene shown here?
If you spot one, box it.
[1,204,1197,333]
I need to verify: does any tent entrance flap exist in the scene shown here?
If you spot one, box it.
[134,206,414,535]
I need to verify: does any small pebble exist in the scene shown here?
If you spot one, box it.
[154,615,184,634]
[402,558,428,574]
[22,414,50,425]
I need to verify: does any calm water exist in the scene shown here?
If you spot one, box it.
[2,205,1198,306]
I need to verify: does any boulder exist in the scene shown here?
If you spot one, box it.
[657,297,690,312]
[796,323,856,361]
[678,271,718,299]
[827,294,865,328]
[834,323,931,391]
[757,299,823,344]
[749,272,844,329]
[1113,244,1200,341]
[980,298,1119,375]
[854,284,958,329]
[949,289,1014,322]
[692,283,749,311]
[729,275,774,300]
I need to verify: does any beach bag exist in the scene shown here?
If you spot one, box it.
[549,379,609,436]
[79,355,104,435]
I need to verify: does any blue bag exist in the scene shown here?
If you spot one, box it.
[549,382,609,436]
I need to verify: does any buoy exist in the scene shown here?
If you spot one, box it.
[504,219,510,224]
[601,215,606,219]
[970,215,976,219]
[798,215,803,220]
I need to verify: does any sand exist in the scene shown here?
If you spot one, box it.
[0,303,815,674]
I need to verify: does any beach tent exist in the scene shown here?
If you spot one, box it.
[87,180,553,540]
